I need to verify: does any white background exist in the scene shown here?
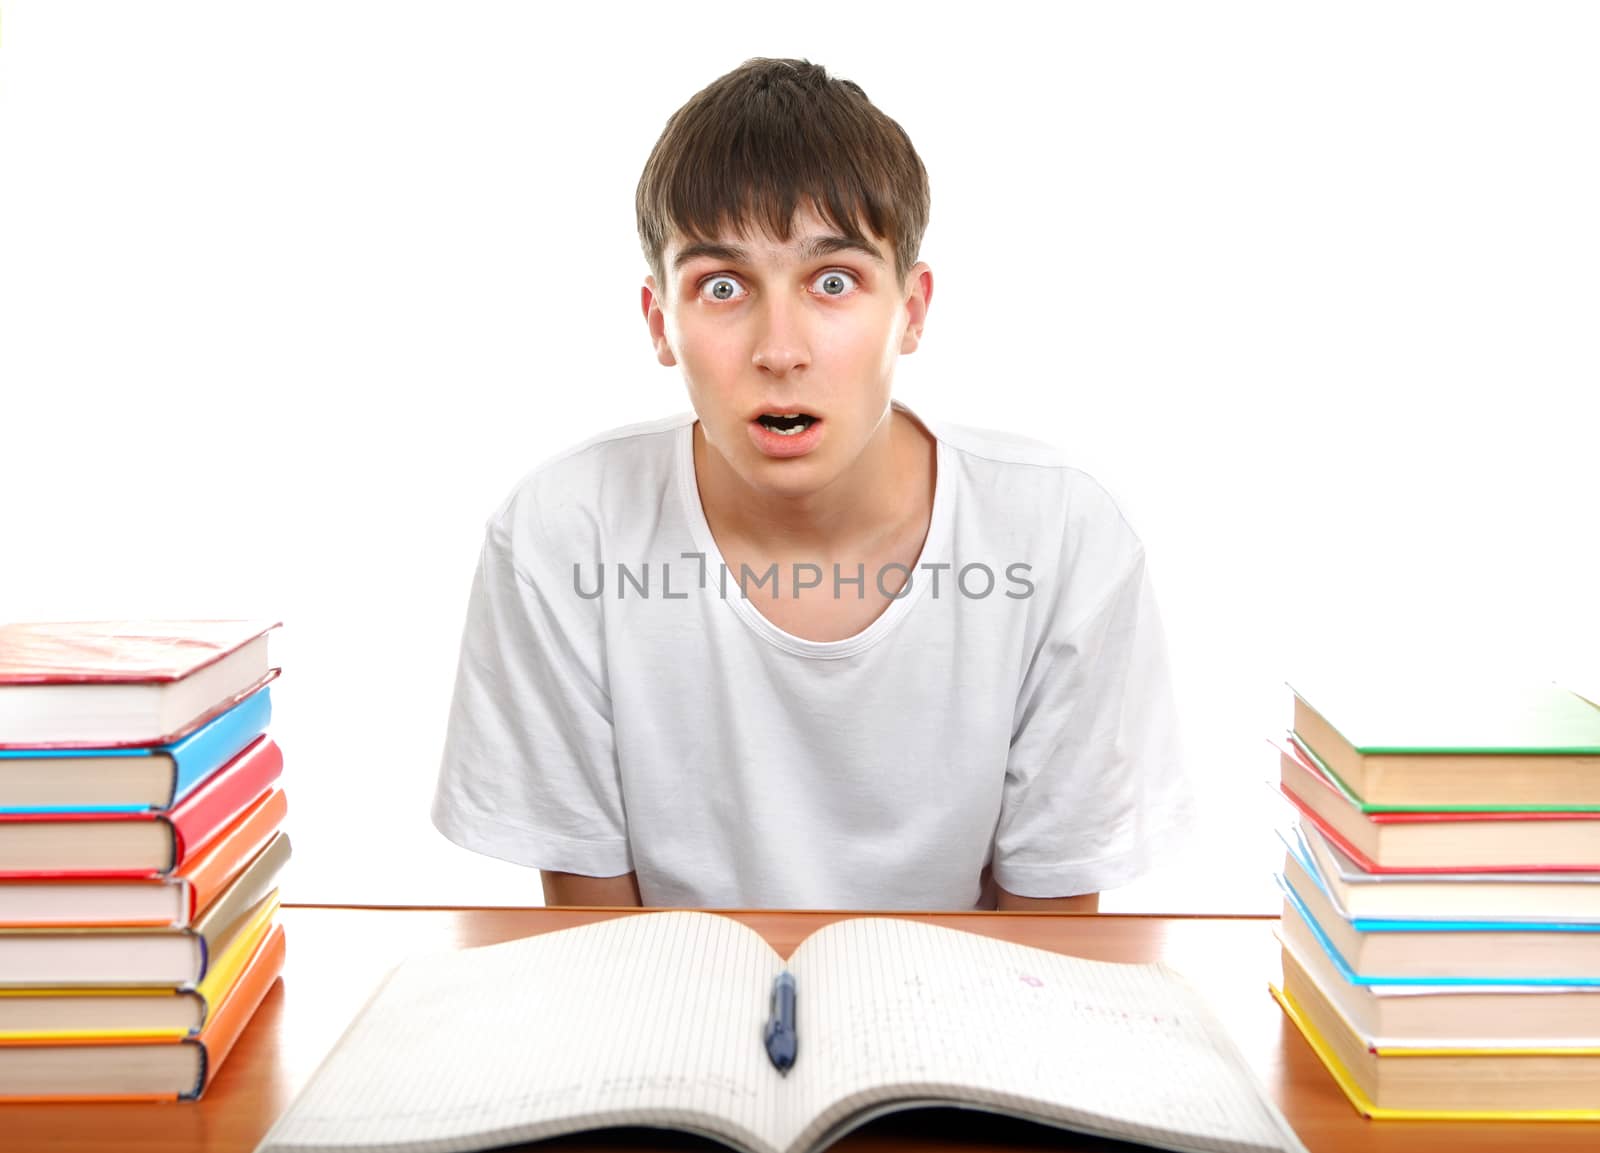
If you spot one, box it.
[2,2,1595,912]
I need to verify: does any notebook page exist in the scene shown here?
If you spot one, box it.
[780,918,1307,1153]
[256,911,787,1153]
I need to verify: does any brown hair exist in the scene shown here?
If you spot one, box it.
[635,58,930,302]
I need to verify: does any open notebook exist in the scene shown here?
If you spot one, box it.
[256,912,1307,1153]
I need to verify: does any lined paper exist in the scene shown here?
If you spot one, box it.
[257,913,1309,1153]
[257,911,786,1153]
[782,918,1308,1153]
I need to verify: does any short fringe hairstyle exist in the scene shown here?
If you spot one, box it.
[635,58,930,301]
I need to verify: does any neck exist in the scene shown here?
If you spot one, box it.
[693,405,931,560]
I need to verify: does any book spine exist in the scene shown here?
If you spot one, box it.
[165,687,273,805]
[192,843,290,979]
[167,738,283,872]
[186,922,285,1100]
[192,887,282,1032]
[181,789,288,922]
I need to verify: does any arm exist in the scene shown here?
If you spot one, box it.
[993,486,1191,906]
[432,513,636,889]
[995,885,1099,913]
[541,870,643,907]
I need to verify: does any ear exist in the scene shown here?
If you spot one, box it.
[642,276,678,367]
[898,263,934,355]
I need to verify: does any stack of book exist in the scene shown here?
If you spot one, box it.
[0,620,288,1101]
[1269,676,1600,1120]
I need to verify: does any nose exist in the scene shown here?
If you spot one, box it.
[751,295,809,375]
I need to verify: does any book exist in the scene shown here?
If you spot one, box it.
[1285,731,1600,813]
[0,620,280,748]
[0,736,282,876]
[0,685,272,812]
[1275,739,1600,872]
[1278,877,1600,986]
[0,837,287,987]
[1275,912,1600,1046]
[1280,822,1600,930]
[256,910,1310,1153]
[0,786,287,927]
[0,879,281,1039]
[1290,820,1600,922]
[0,918,286,1100]
[1287,677,1600,808]
[1278,853,1600,981]
[1272,951,1600,1118]
[0,783,284,927]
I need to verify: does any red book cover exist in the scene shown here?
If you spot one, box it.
[0,620,282,749]
[0,737,283,879]
[0,788,287,927]
[1368,808,1600,825]
[1278,784,1600,874]
[181,787,288,922]
[167,736,283,868]
[0,621,280,684]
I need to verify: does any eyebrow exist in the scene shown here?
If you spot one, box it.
[671,234,886,273]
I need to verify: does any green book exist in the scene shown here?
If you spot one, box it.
[1286,677,1600,810]
[1284,731,1599,814]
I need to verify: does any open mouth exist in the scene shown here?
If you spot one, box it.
[755,413,820,437]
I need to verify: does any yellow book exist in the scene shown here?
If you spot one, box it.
[0,892,278,1041]
[1271,982,1600,1120]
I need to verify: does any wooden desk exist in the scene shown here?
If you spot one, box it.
[5,906,1595,1152]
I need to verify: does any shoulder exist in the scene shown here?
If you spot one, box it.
[921,408,1147,625]
[485,410,691,575]
[926,410,1143,558]
[923,412,1075,471]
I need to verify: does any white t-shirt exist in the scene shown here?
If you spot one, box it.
[432,399,1192,909]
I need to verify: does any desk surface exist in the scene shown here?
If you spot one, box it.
[6,905,1595,1152]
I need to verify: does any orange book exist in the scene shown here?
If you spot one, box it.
[0,786,287,928]
[0,847,288,988]
[0,917,285,1100]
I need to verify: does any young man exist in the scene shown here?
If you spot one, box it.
[432,58,1190,911]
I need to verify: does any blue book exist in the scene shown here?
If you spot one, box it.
[0,686,271,813]
[1277,872,1600,987]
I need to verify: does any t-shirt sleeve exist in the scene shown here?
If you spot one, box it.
[430,512,633,877]
[992,527,1193,899]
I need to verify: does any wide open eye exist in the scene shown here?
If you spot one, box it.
[700,275,746,303]
[813,270,859,297]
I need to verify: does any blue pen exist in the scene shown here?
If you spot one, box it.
[764,971,797,1074]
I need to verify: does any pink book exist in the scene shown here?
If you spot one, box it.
[0,621,280,749]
